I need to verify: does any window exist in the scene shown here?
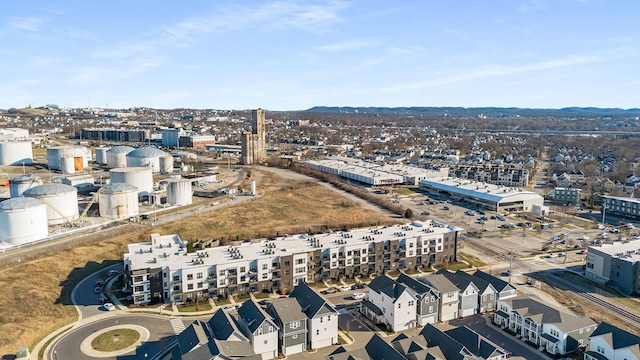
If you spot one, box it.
[173,285,180,291]
[134,275,144,282]
[197,282,203,288]
[295,267,305,274]
[219,279,225,285]
[398,303,402,308]
[291,321,300,329]
[173,275,179,281]
[187,284,193,290]
[292,334,298,339]
[269,326,274,333]
[296,258,305,264]
[316,330,319,335]
[258,328,263,335]
[327,315,330,321]
[219,270,225,276]
[429,306,433,312]
[134,285,144,292]
[264,340,268,344]
[409,301,414,306]
[320,317,323,323]
[284,261,290,266]
[262,264,268,270]
[284,269,290,275]
[163,272,167,278]
[262,273,268,279]
[187,274,193,280]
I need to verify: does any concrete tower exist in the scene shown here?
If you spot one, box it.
[241,109,266,165]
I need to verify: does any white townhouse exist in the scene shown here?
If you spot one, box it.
[366,275,418,331]
[289,281,339,350]
[585,322,640,360]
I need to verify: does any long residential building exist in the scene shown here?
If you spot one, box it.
[585,241,640,295]
[81,127,149,142]
[449,164,529,187]
[602,195,640,220]
[419,177,544,213]
[123,220,462,304]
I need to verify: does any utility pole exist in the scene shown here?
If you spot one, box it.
[509,248,513,284]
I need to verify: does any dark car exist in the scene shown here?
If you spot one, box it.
[443,206,450,210]
[477,210,486,215]
[351,283,367,290]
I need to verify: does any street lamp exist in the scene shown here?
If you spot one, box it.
[602,204,607,226]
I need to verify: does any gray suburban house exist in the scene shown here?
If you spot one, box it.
[266,298,308,356]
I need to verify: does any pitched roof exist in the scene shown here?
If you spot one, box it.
[472,269,512,292]
[207,308,247,341]
[177,320,210,355]
[238,299,277,333]
[369,275,414,302]
[419,274,459,293]
[502,296,596,332]
[290,281,337,317]
[418,324,473,360]
[444,326,508,359]
[396,273,432,296]
[436,269,476,292]
[362,300,383,316]
[365,334,407,360]
[266,297,307,324]
[591,322,640,351]
[454,270,495,293]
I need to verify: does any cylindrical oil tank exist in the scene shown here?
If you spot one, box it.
[0,141,33,166]
[0,197,48,245]
[166,179,192,206]
[60,155,76,174]
[95,147,109,165]
[109,167,154,196]
[47,146,89,170]
[23,184,79,225]
[126,147,172,173]
[99,183,139,219]
[251,180,256,195]
[9,175,43,198]
[159,155,174,174]
[106,146,134,168]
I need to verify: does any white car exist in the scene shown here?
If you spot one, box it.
[577,235,590,241]
[351,292,366,300]
[103,303,115,311]
[223,305,237,312]
[339,285,352,292]
[598,224,606,230]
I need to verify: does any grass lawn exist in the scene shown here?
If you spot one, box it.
[253,292,271,299]
[458,252,487,268]
[177,302,213,313]
[214,298,233,306]
[435,262,470,272]
[338,335,348,345]
[313,282,328,289]
[91,329,139,351]
[0,168,400,356]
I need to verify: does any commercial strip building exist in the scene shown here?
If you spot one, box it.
[585,240,640,295]
[418,178,544,212]
[304,158,446,186]
[601,195,640,220]
[123,220,462,305]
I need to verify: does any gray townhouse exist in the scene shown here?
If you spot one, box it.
[585,322,640,360]
[454,269,498,313]
[208,307,249,341]
[289,281,339,349]
[494,295,596,356]
[395,273,440,325]
[436,269,480,317]
[473,270,517,300]
[419,273,460,321]
[266,298,308,356]
[238,299,280,360]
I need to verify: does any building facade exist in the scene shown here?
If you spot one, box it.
[602,196,640,220]
[122,221,462,305]
[585,242,640,295]
[81,128,149,142]
[449,164,529,187]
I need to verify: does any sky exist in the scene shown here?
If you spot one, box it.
[1,0,639,110]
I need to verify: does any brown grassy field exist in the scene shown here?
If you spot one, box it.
[0,169,399,356]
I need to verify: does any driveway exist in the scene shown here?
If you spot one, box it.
[449,315,552,360]
[73,263,124,320]
[338,312,373,346]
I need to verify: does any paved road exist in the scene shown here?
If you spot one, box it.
[338,313,373,346]
[49,314,176,360]
[449,315,552,360]
[73,263,124,320]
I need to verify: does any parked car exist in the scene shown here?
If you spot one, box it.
[94,287,102,294]
[103,303,115,311]
[323,287,338,294]
[577,250,587,255]
[546,253,559,258]
[610,228,620,234]
[443,206,450,210]
[422,211,431,216]
[339,285,352,292]
[577,235,590,241]
[223,305,238,312]
[107,270,120,276]
[490,215,497,220]
[477,210,486,215]
[95,280,104,287]
[351,292,366,300]
[351,283,367,290]
[598,224,606,230]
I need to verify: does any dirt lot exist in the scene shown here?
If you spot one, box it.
[0,168,399,356]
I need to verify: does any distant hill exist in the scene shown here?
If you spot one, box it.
[304,106,640,117]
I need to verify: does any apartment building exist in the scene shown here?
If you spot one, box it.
[553,187,581,206]
[449,164,529,187]
[81,127,149,142]
[585,241,640,295]
[602,195,640,220]
[123,221,461,305]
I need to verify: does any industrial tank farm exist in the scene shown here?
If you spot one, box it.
[126,147,174,174]
[0,197,49,245]
[110,167,154,196]
[99,183,139,219]
[106,146,134,168]
[94,147,110,165]
[46,146,90,171]
[9,174,43,198]
[0,141,33,165]
[23,184,79,225]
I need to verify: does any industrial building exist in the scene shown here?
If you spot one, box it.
[241,109,266,165]
[123,220,461,304]
[418,178,544,212]
[0,128,29,141]
[46,146,90,172]
[601,195,640,220]
[585,241,640,295]
[304,159,445,186]
[81,128,149,142]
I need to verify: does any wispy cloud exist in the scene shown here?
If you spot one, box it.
[7,17,46,32]
[380,55,601,92]
[316,39,378,52]
[517,0,543,13]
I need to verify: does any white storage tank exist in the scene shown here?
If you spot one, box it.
[0,197,48,245]
[166,179,192,206]
[95,147,110,165]
[23,184,79,225]
[9,175,43,198]
[47,146,89,171]
[99,183,139,219]
[0,141,33,165]
[106,146,134,168]
[126,147,173,173]
[60,155,76,174]
[110,167,154,196]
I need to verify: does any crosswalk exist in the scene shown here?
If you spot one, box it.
[170,318,186,334]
